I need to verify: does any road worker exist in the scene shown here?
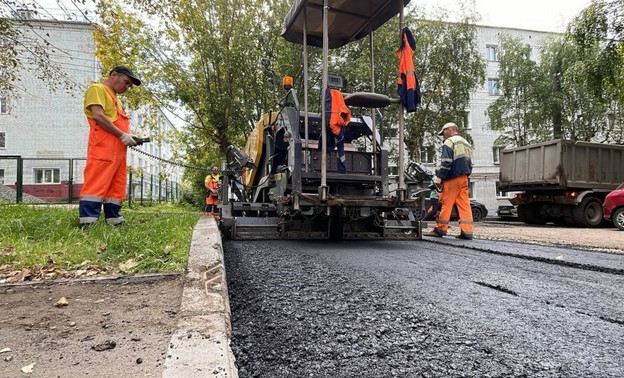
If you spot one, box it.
[205,166,221,219]
[425,122,474,239]
[78,66,141,228]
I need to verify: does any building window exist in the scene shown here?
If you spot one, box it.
[34,168,60,184]
[493,147,501,165]
[488,79,501,96]
[486,45,498,61]
[421,145,436,163]
[0,97,7,114]
[457,111,470,130]
[0,131,5,148]
[0,169,4,185]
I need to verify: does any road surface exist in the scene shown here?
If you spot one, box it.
[224,237,624,377]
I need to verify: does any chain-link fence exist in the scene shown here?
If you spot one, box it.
[0,156,181,205]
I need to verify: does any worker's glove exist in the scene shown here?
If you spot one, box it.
[119,133,138,146]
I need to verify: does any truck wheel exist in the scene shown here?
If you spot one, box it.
[517,203,547,225]
[613,208,624,231]
[572,196,603,228]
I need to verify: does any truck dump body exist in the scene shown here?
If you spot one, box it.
[500,139,624,191]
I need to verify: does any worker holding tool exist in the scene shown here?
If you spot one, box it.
[204,166,221,219]
[425,122,474,239]
[78,66,141,228]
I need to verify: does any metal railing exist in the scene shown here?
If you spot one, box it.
[0,156,181,205]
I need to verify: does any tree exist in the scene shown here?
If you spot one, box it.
[334,9,485,161]
[488,33,551,147]
[407,16,485,159]
[565,0,624,143]
[92,0,303,202]
[490,0,624,146]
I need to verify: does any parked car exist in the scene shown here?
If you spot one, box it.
[603,182,624,231]
[497,204,518,220]
[422,199,488,222]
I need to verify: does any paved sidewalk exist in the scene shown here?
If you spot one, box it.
[162,216,238,377]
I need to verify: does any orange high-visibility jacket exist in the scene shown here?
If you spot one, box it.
[397,27,421,112]
[325,88,351,136]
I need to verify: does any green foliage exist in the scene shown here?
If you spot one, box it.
[89,0,491,174]
[407,17,485,155]
[0,204,200,274]
[92,0,306,188]
[332,10,485,160]
[488,34,551,147]
[491,0,624,146]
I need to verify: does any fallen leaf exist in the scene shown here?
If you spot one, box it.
[13,268,32,282]
[1,246,15,256]
[119,259,139,273]
[75,269,87,277]
[97,244,107,254]
[0,347,11,354]
[21,363,35,374]
[55,297,69,307]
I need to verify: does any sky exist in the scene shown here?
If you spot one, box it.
[416,0,593,33]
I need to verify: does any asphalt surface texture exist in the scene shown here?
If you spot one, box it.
[224,238,624,378]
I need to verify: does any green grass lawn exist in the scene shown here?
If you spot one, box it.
[0,203,201,278]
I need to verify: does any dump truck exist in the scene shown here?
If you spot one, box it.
[499,139,624,227]
[218,0,427,240]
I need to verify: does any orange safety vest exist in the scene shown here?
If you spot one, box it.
[325,88,351,136]
[205,174,220,206]
[397,27,421,112]
[80,86,130,204]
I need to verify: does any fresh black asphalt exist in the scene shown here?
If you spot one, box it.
[224,238,624,377]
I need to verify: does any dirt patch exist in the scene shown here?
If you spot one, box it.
[0,274,182,377]
[474,220,623,254]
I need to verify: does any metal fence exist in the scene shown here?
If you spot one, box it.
[0,156,181,205]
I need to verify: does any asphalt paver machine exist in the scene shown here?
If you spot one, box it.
[219,0,426,240]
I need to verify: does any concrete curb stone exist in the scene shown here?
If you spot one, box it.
[162,216,238,377]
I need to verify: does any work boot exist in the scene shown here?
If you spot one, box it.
[424,228,446,237]
[455,232,473,240]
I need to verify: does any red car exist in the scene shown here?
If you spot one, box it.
[603,182,624,231]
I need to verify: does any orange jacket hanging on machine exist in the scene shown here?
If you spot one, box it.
[325,88,351,136]
[397,27,421,113]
